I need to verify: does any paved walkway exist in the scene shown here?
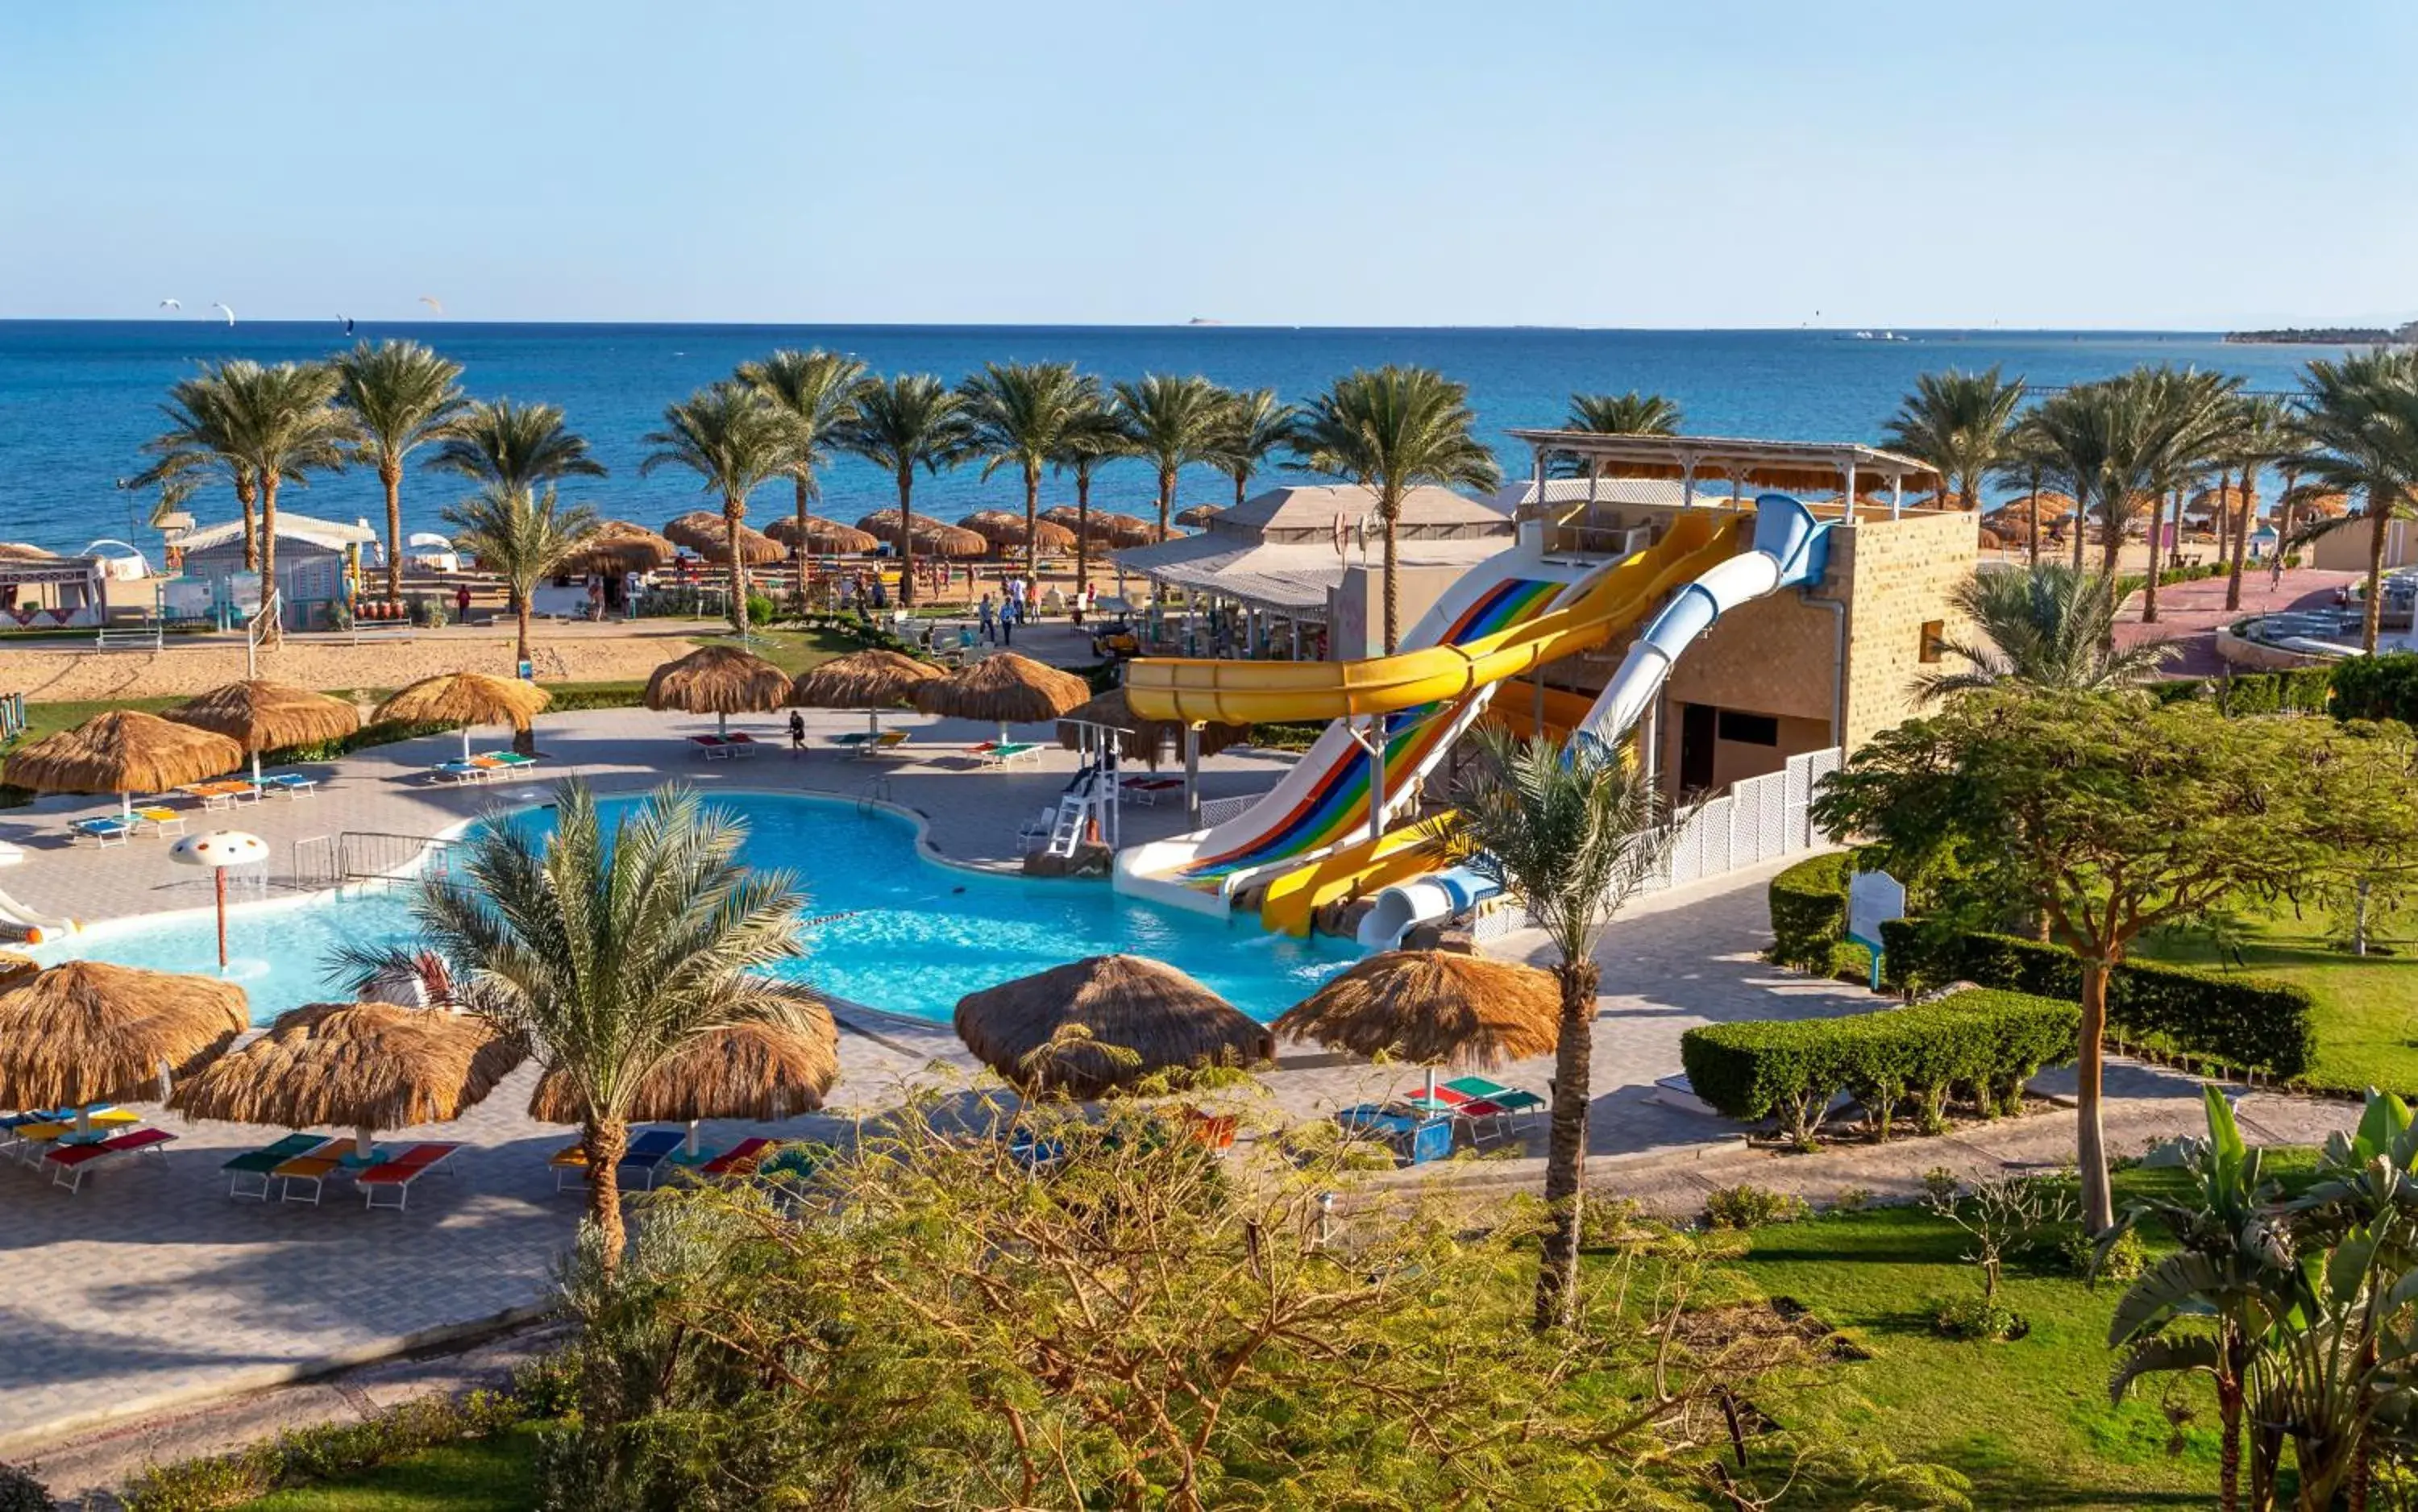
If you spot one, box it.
[2113,566,2358,676]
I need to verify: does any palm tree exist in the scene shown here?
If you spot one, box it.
[2222,395,2294,611]
[223,362,357,646]
[641,383,800,634]
[1049,388,1128,604]
[737,348,866,612]
[2134,366,2241,624]
[1208,387,1299,509]
[136,362,263,570]
[1114,374,1228,540]
[962,362,1099,579]
[331,340,466,603]
[426,398,606,494]
[2291,348,2418,653]
[441,483,598,687]
[1291,366,1503,653]
[1565,389,1682,436]
[1452,730,1670,1331]
[834,374,974,609]
[2029,373,2178,625]
[1880,367,2027,512]
[339,781,808,1269]
[1917,563,2176,700]
[1990,418,2060,566]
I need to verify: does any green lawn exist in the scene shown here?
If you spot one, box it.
[233,1426,540,1512]
[696,623,864,675]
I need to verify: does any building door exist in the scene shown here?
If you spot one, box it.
[1678,702,1717,795]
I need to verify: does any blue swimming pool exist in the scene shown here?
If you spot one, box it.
[30,791,1363,1026]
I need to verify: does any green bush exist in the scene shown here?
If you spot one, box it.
[1678,989,2080,1145]
[746,592,777,627]
[2331,651,2418,726]
[1876,923,2317,1078]
[1703,1184,1810,1230]
[2146,665,2338,714]
[0,1461,51,1512]
[1931,1294,2026,1341]
[2062,1225,2147,1282]
[1767,852,1852,972]
[119,1384,539,1511]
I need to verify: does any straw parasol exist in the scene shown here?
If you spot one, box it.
[0,542,59,562]
[559,520,675,575]
[958,511,1078,555]
[164,679,360,788]
[170,1000,526,1162]
[1055,686,1250,766]
[2,709,243,819]
[1037,507,1121,548]
[0,950,38,993]
[1095,511,1170,546]
[374,671,552,762]
[789,649,943,737]
[1174,504,1224,529]
[528,1003,838,1155]
[953,953,1273,1098]
[855,510,990,559]
[0,961,248,1126]
[1273,950,1561,1104]
[664,511,784,567]
[644,645,791,735]
[914,652,1091,746]
[765,515,878,555]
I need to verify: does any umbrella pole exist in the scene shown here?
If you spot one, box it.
[214,868,228,970]
[1185,723,1201,826]
[355,1125,376,1162]
[461,727,473,763]
[251,750,263,790]
[686,1119,701,1158]
[717,711,728,737]
[75,1104,93,1136]
[1424,1064,1438,1106]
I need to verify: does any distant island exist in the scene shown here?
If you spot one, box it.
[2225,318,2417,346]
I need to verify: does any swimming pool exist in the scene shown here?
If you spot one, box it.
[29,791,1364,1026]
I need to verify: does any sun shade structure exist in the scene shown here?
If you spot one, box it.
[644,646,791,735]
[0,961,247,1120]
[764,515,877,554]
[1174,504,1224,528]
[953,953,1273,1099]
[559,520,675,575]
[1505,430,1943,504]
[375,672,551,762]
[958,511,1077,555]
[171,829,272,969]
[164,679,360,788]
[2,709,243,818]
[1054,686,1250,766]
[1274,950,1561,1103]
[854,511,989,559]
[1987,492,2078,525]
[527,1005,838,1154]
[788,649,943,737]
[170,1000,526,1161]
[1037,507,1121,546]
[664,511,783,567]
[1081,511,1168,546]
[0,951,37,993]
[914,651,1091,745]
[0,542,60,561]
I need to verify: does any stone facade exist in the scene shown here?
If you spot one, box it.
[1829,509,1978,750]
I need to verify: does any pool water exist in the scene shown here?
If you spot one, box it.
[31,792,1364,1026]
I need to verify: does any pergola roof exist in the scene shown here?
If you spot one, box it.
[1505,430,1942,498]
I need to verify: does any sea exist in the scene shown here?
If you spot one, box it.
[0,322,2337,557]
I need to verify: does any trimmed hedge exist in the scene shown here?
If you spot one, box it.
[2332,652,2418,726]
[1767,852,1852,972]
[1680,988,2079,1146]
[1876,923,2317,1079]
[2145,665,2338,715]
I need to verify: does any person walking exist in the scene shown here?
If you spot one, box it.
[787,709,807,755]
[999,593,1017,646]
[455,582,473,622]
[978,594,997,644]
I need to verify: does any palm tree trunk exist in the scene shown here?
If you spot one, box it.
[896,465,919,610]
[1233,471,1246,510]
[723,496,749,636]
[1157,465,1176,540]
[582,1118,629,1273]
[2025,467,2042,566]
[2363,505,2388,653]
[238,472,260,572]
[791,476,812,614]
[1024,461,1041,582]
[2078,961,2113,1233]
[2226,472,2256,612]
[514,599,537,756]
[2213,471,2231,569]
[259,474,282,646]
[1381,507,1401,654]
[2142,492,2165,623]
[1534,955,1602,1331]
[1074,464,1093,600]
[381,459,404,602]
[2072,491,2088,574]
[2218,1370,2243,1512]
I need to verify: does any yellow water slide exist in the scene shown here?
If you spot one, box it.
[1253,814,1456,937]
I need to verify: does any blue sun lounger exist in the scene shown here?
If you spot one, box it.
[616,1128,687,1190]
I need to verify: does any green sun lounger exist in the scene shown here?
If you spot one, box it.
[222,1133,333,1200]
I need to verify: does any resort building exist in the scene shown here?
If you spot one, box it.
[175,513,375,630]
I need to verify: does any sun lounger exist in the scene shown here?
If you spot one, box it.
[1335,1104,1452,1166]
[616,1128,687,1190]
[688,734,735,759]
[1182,1107,1239,1151]
[359,1141,463,1210]
[1119,776,1183,806]
[721,733,758,757]
[827,731,875,751]
[1442,1076,1544,1126]
[222,1132,334,1199]
[978,741,1041,769]
[478,750,538,770]
[274,1149,352,1205]
[132,805,187,837]
[696,1136,778,1179]
[260,773,319,798]
[68,815,133,846]
[855,730,912,760]
[178,779,261,810]
[10,1109,140,1164]
[46,1126,176,1193]
[430,758,489,784]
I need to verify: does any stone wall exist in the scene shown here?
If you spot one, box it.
[1830,509,1978,750]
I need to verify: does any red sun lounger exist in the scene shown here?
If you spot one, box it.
[46,1126,177,1193]
[357,1141,463,1211]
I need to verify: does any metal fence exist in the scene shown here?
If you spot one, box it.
[1651,746,1841,892]
[290,831,454,891]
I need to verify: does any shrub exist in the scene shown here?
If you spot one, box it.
[0,1461,52,1512]
[1767,852,1852,972]
[119,1386,534,1512]
[2062,1225,2147,1283]
[1831,1186,1874,1213]
[746,592,777,627]
[1703,1184,1810,1230]
[2331,651,2418,726]
[1932,1294,2026,1341]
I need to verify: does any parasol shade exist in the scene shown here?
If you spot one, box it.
[644,646,791,717]
[527,1010,839,1125]
[854,511,989,559]
[953,953,1273,1098]
[765,515,878,554]
[958,511,1077,555]
[914,652,1091,729]
[375,671,550,730]
[169,1000,526,1133]
[664,512,783,567]
[1273,950,1561,1070]
[789,649,943,710]
[164,679,360,754]
[2,710,242,807]
[559,521,675,575]
[0,960,247,1111]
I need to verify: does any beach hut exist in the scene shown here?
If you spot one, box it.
[527,1007,838,1157]
[788,649,943,737]
[375,672,552,762]
[169,1000,526,1163]
[854,511,989,559]
[764,516,877,555]
[559,521,675,575]
[643,646,791,736]
[2,709,243,820]
[953,953,1273,1099]
[1273,950,1560,1107]
[1173,504,1224,529]
[958,511,1077,556]
[664,512,783,568]
[164,679,360,788]
[0,961,248,1128]
[913,652,1091,746]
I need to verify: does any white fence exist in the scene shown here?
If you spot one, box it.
[1649,746,1840,894]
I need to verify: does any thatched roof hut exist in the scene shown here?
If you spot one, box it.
[1174,504,1224,529]
[1273,951,1560,1093]
[1094,511,1170,546]
[560,521,675,575]
[2,710,243,813]
[644,646,791,731]
[953,954,1273,1098]
[527,1010,838,1127]
[0,542,60,562]
[914,652,1091,739]
[0,961,248,1111]
[958,511,1078,555]
[374,672,551,762]
[1037,507,1121,549]
[1986,492,2076,525]
[664,512,784,567]
[765,516,878,555]
[0,950,38,993]
[1054,686,1251,767]
[854,511,989,559]
[165,679,360,756]
[170,1001,525,1153]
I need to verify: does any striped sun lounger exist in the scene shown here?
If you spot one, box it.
[358,1141,463,1211]
[46,1127,177,1193]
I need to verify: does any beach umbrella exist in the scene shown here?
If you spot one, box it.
[169,1000,526,1162]
[559,521,675,575]
[643,645,791,737]
[913,651,1091,746]
[764,516,878,555]
[788,649,943,737]
[1174,504,1224,529]
[169,830,271,970]
[374,671,552,763]
[958,511,1078,556]
[0,960,247,1132]
[1,709,243,820]
[1093,511,1170,546]
[0,542,59,562]
[663,511,784,567]
[163,678,360,788]
[854,511,990,559]
[1273,950,1560,1106]
[0,951,36,993]
[1037,507,1121,549]
[528,1003,838,1157]
[953,953,1273,1099]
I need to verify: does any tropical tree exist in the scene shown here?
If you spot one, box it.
[1566,389,1683,436]
[2291,348,2418,653]
[1114,373,1228,540]
[1880,367,2026,512]
[441,483,598,687]
[962,361,1099,579]
[834,373,974,609]
[338,782,809,1269]
[1049,387,1128,604]
[331,339,466,602]
[1917,563,2175,700]
[1452,729,1672,1330]
[1292,366,1503,653]
[136,362,263,570]
[2134,366,2241,624]
[2222,395,2294,611]
[737,348,866,612]
[1208,387,1298,509]
[1990,418,2060,565]
[640,383,800,633]
[426,397,606,494]
[222,361,357,645]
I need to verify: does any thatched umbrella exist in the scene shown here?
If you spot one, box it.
[765,515,878,555]
[0,961,248,1131]
[959,511,1078,556]
[170,1001,526,1161]
[789,649,941,737]
[664,511,783,567]
[374,671,552,762]
[528,1007,838,1156]
[855,511,990,559]
[914,652,1091,746]
[643,645,791,736]
[164,679,360,788]
[2,709,243,819]
[1095,511,1169,546]
[560,520,675,575]
[0,950,37,993]
[0,542,59,562]
[953,954,1273,1099]
[1174,504,1224,529]
[1273,951,1560,1104]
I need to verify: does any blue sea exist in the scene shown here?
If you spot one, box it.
[0,322,2333,555]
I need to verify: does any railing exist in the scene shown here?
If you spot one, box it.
[1648,746,1840,893]
[290,830,454,891]
[0,692,23,741]
[244,589,281,677]
[94,619,164,651]
[1196,795,1256,829]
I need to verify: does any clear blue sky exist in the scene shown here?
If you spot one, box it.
[2,1,2410,328]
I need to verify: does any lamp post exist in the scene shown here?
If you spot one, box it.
[169,830,269,970]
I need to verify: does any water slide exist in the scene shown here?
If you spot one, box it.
[1116,512,1746,916]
